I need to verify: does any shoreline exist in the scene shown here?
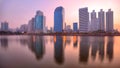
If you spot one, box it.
[0,33,120,36]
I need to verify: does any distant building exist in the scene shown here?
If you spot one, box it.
[34,10,45,33]
[98,9,105,31]
[90,10,99,32]
[79,7,89,32]
[20,24,28,33]
[50,27,53,33]
[73,22,78,32]
[1,22,9,31]
[66,25,72,32]
[27,18,35,33]
[43,16,46,33]
[54,6,64,32]
[106,9,114,32]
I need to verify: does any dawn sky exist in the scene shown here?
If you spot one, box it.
[0,0,120,30]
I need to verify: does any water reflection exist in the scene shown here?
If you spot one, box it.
[66,36,71,45]
[54,36,64,64]
[73,36,78,48]
[107,37,114,61]
[28,36,45,60]
[0,36,116,68]
[98,37,105,61]
[0,37,8,49]
[91,37,99,60]
[79,36,90,63]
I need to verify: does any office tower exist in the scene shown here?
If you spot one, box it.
[54,6,64,32]
[1,22,9,31]
[106,9,114,32]
[98,9,105,31]
[90,10,99,32]
[73,22,78,32]
[27,18,35,33]
[34,10,45,33]
[79,7,89,32]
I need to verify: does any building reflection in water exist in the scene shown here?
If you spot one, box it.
[28,36,45,60]
[0,37,8,49]
[107,37,114,62]
[98,37,105,61]
[54,36,64,64]
[73,36,78,48]
[66,36,71,45]
[91,37,105,61]
[91,37,99,61]
[79,36,90,63]
[20,37,29,46]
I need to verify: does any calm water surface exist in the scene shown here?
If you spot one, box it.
[0,35,120,68]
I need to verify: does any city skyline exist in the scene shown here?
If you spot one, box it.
[0,0,120,31]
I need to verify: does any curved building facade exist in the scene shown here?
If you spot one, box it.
[34,10,44,33]
[54,6,64,32]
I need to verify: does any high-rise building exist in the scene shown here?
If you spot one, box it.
[54,6,64,32]
[34,10,45,33]
[90,10,99,32]
[98,9,105,31]
[106,9,114,32]
[1,22,9,31]
[79,7,89,32]
[73,22,78,32]
[27,18,35,33]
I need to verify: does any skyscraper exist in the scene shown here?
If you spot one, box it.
[98,9,105,31]
[90,10,99,32]
[106,9,114,32]
[73,22,78,32]
[34,10,45,33]
[1,22,9,31]
[54,6,64,32]
[79,7,89,32]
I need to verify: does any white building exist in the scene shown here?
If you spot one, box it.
[90,10,99,32]
[27,18,35,33]
[98,9,105,31]
[79,7,89,32]
[106,9,114,32]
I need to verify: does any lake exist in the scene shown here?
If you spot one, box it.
[0,35,120,68]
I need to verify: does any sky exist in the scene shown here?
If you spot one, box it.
[0,0,120,30]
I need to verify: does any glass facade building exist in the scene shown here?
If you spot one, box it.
[34,10,44,32]
[73,22,78,32]
[54,6,64,32]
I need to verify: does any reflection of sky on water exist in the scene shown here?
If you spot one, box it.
[0,36,117,68]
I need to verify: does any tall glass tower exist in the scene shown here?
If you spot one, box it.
[54,6,64,32]
[34,10,44,33]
